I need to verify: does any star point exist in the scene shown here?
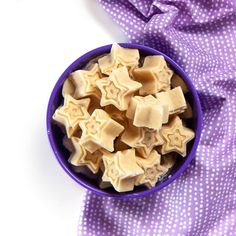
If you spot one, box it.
[135,151,176,188]
[102,149,144,192]
[69,137,102,174]
[98,43,140,75]
[96,66,142,111]
[135,150,161,188]
[155,86,187,115]
[80,109,124,153]
[133,55,173,95]
[121,122,164,158]
[70,63,102,99]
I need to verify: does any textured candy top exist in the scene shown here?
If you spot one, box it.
[52,43,195,192]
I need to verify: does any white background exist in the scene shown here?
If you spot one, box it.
[0,1,126,235]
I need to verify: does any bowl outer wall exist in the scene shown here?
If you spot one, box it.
[46,43,202,199]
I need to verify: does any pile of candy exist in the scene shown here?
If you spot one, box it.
[53,44,195,192]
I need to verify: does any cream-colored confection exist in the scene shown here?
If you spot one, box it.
[62,78,75,97]
[102,149,144,192]
[52,44,196,193]
[134,103,163,129]
[68,137,103,174]
[133,55,173,95]
[104,105,129,128]
[52,95,90,138]
[127,95,169,123]
[70,63,102,99]
[125,95,143,120]
[160,116,195,157]
[126,95,169,129]
[121,123,164,158]
[134,97,168,129]
[180,101,193,119]
[80,109,124,153]
[135,150,162,188]
[156,86,187,114]
[98,43,140,75]
[135,152,176,188]
[171,73,189,94]
[84,54,108,70]
[96,66,142,111]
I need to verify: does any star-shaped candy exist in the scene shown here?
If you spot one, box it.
[80,109,124,153]
[70,63,102,99]
[104,105,129,128]
[96,67,142,111]
[138,128,164,157]
[133,55,173,95]
[52,95,90,138]
[126,95,169,129]
[98,43,140,75]
[135,150,162,188]
[62,78,75,97]
[160,116,195,157]
[68,137,103,174]
[102,149,144,192]
[156,86,187,114]
[121,123,164,158]
[135,151,176,188]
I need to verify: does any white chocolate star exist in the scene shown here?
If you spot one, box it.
[133,55,173,95]
[98,43,140,75]
[62,78,75,97]
[135,150,162,188]
[127,95,169,129]
[121,123,164,158]
[160,116,195,157]
[155,86,187,114]
[68,137,103,174]
[70,63,102,99]
[96,67,142,111]
[102,149,144,192]
[52,95,90,137]
[135,151,176,188]
[80,109,124,153]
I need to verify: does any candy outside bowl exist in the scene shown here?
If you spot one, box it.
[46,43,202,199]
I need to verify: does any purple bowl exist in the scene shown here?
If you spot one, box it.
[46,43,202,199]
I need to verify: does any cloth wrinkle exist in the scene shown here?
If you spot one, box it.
[78,1,236,235]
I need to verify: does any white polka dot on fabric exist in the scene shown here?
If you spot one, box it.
[78,0,236,235]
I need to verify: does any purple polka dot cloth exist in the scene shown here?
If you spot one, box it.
[78,0,236,235]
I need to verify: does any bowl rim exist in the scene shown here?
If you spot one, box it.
[46,43,202,199]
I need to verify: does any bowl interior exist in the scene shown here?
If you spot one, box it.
[47,43,202,198]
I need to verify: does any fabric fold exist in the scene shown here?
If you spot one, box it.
[78,0,236,235]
